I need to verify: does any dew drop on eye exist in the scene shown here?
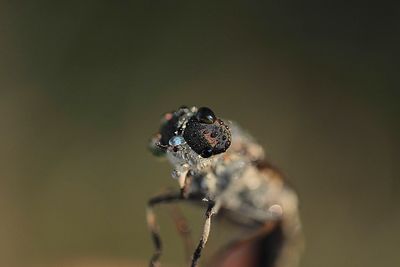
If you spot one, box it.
[169,136,186,146]
[196,107,216,124]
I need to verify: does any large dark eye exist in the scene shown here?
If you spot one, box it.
[196,107,216,124]
[183,111,231,158]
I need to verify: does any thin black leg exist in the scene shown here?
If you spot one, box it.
[147,192,183,267]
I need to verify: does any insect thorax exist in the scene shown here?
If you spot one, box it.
[165,121,298,225]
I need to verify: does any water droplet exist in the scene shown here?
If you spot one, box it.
[169,136,186,146]
[201,148,213,158]
[225,141,231,148]
[171,169,181,179]
[268,204,283,217]
[196,107,216,124]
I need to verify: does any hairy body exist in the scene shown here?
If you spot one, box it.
[147,106,303,267]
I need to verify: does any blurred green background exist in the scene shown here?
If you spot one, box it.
[1,1,399,267]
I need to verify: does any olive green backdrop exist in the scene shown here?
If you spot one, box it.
[1,1,399,267]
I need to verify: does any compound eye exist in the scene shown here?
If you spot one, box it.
[196,107,216,124]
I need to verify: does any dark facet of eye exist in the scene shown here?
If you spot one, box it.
[196,107,216,124]
[183,115,231,158]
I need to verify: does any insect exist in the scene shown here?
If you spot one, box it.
[147,106,303,267]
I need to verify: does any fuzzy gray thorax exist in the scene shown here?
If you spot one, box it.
[166,121,299,225]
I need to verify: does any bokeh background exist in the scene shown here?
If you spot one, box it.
[1,1,399,267]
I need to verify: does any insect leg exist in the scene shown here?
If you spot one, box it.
[190,201,218,267]
[146,192,183,267]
